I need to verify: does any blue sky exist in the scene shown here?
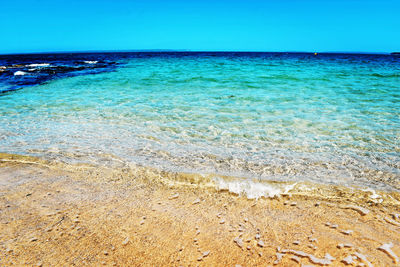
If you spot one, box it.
[1,0,399,54]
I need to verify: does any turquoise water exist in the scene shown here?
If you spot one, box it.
[1,53,399,191]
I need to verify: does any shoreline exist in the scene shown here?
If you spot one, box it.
[1,153,400,266]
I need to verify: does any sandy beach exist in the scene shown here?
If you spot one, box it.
[1,153,399,266]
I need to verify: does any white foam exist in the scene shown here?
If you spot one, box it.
[362,188,383,203]
[378,242,399,264]
[342,255,355,265]
[14,71,27,76]
[281,249,335,265]
[27,63,50,67]
[214,178,296,199]
[84,61,98,64]
[354,252,373,267]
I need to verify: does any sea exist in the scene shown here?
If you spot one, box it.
[1,52,399,198]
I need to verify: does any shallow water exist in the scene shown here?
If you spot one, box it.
[1,52,399,192]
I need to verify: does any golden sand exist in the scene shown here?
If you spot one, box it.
[1,153,400,266]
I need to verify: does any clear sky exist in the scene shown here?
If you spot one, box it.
[1,0,399,54]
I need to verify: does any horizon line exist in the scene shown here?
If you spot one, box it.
[0,49,396,56]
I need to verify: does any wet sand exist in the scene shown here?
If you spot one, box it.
[1,153,400,266]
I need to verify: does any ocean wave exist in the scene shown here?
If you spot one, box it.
[1,152,398,205]
[27,63,50,67]
[370,73,400,78]
[214,177,297,199]
[84,61,98,64]
[14,71,27,76]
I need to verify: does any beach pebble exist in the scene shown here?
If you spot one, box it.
[196,230,200,235]
[255,233,261,240]
[341,230,353,235]
[247,246,251,250]
[307,244,317,249]
[337,243,353,249]
[273,253,284,265]
[257,240,265,247]
[290,202,297,206]
[192,198,201,205]
[203,250,210,257]
[293,240,300,245]
[244,218,248,222]
[220,219,225,224]
[169,193,179,200]
[140,220,145,225]
[103,251,109,255]
[122,237,130,245]
[233,237,244,248]
[30,237,38,242]
[341,255,355,265]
